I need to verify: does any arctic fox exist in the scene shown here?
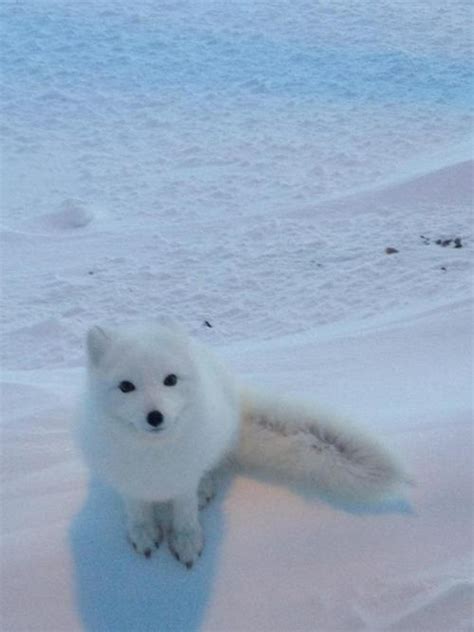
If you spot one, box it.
[78,322,407,568]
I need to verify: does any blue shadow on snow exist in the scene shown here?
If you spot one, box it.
[70,477,229,632]
[323,493,414,516]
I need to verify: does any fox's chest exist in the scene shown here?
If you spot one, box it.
[91,431,206,500]
[83,411,238,501]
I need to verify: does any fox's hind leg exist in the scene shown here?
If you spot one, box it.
[198,472,216,509]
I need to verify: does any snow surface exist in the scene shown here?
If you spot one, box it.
[1,1,473,630]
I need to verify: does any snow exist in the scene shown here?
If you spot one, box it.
[1,1,473,630]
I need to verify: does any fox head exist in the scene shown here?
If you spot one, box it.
[86,322,199,437]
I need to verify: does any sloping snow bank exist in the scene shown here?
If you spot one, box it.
[2,159,472,370]
[1,299,472,631]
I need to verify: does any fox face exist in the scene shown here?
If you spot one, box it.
[86,324,198,437]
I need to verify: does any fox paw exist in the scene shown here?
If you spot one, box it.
[198,474,216,510]
[127,522,163,558]
[168,525,204,569]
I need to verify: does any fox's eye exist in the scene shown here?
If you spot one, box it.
[163,374,177,387]
[119,380,136,393]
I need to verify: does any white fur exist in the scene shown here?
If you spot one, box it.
[78,322,408,567]
[239,388,408,502]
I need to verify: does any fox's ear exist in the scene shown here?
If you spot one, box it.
[87,326,112,366]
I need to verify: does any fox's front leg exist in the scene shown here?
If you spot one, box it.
[168,490,203,569]
[124,497,163,558]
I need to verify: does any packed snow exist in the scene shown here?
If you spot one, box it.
[1,1,473,631]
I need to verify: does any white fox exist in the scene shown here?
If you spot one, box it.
[78,322,407,568]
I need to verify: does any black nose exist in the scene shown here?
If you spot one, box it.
[147,410,164,428]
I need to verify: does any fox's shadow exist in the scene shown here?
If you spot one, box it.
[70,469,412,631]
[70,476,230,632]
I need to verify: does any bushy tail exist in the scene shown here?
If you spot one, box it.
[235,388,409,503]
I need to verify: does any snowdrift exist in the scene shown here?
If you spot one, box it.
[1,297,472,631]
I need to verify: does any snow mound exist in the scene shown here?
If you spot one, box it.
[41,200,95,231]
